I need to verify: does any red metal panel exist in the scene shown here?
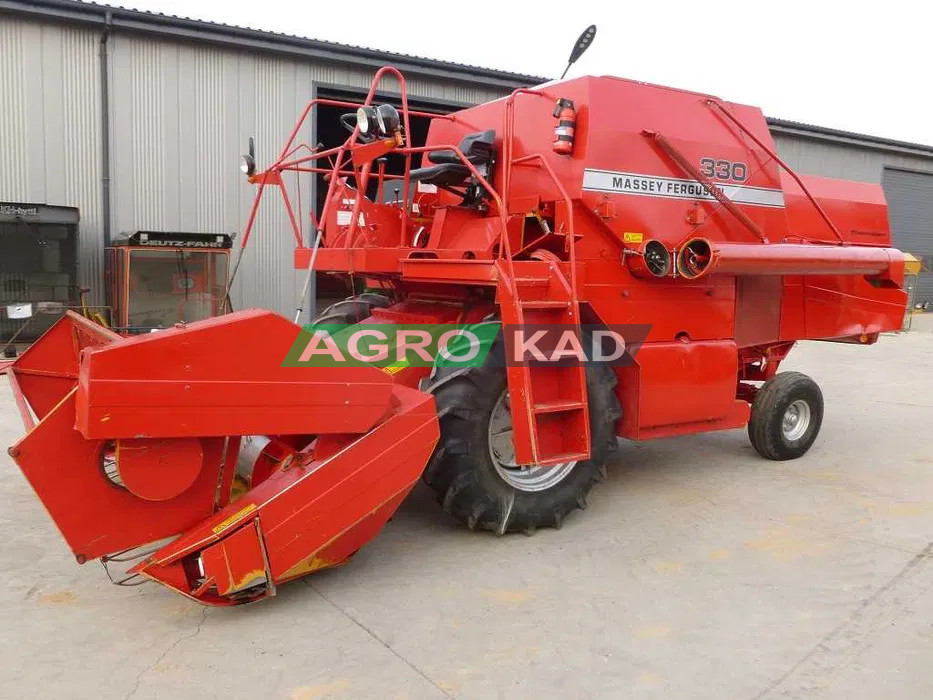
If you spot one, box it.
[9,391,226,562]
[74,309,395,440]
[115,437,204,501]
[5,366,34,431]
[802,277,909,340]
[735,276,783,348]
[9,312,120,422]
[200,521,269,597]
[782,172,892,245]
[630,341,739,432]
[133,384,438,605]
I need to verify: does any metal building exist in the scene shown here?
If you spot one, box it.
[770,121,933,305]
[1,0,931,325]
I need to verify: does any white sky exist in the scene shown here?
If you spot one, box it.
[122,0,932,145]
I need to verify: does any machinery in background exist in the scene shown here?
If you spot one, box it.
[105,231,232,333]
[0,202,81,352]
[2,221,232,363]
[902,252,926,330]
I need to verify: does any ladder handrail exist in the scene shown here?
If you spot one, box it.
[510,153,580,302]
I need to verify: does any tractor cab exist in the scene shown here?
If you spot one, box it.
[105,231,232,333]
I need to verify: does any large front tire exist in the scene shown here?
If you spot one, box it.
[424,352,621,534]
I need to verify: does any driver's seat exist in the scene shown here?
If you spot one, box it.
[409,130,496,201]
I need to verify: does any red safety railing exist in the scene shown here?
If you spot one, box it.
[232,66,586,315]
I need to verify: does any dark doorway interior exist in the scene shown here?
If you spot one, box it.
[312,98,439,216]
[0,203,79,344]
[310,88,464,308]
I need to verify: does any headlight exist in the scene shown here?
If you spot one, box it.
[356,106,377,137]
[239,154,256,176]
[375,104,400,135]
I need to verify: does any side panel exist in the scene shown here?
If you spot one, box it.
[617,340,745,439]
[735,276,783,347]
[801,275,907,339]
[582,260,735,342]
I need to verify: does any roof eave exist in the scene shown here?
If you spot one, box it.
[0,0,547,89]
[767,118,933,159]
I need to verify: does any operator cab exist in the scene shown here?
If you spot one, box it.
[410,129,496,207]
[106,231,232,333]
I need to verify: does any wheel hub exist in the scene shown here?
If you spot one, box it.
[781,399,811,441]
[487,391,577,492]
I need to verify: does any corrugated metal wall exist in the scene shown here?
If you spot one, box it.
[882,168,933,304]
[0,15,509,319]
[0,18,102,302]
[107,33,508,319]
[772,133,933,184]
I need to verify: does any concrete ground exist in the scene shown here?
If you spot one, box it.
[1,318,931,700]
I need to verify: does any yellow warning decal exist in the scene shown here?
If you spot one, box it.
[623,232,644,244]
[212,503,258,534]
[382,362,408,375]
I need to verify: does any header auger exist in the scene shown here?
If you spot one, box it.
[6,63,906,606]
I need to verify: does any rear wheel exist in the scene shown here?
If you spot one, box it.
[310,292,391,326]
[748,371,823,460]
[424,346,621,534]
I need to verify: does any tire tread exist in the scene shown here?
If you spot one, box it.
[425,351,620,534]
[748,371,823,461]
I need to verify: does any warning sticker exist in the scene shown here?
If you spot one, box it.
[212,503,258,534]
[336,210,365,226]
[623,232,644,244]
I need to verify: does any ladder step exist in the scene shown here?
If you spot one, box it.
[533,400,586,414]
[520,300,570,309]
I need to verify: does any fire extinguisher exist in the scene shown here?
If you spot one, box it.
[553,98,576,155]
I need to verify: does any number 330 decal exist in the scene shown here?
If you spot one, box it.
[699,157,747,182]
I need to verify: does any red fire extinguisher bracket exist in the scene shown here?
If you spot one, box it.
[553,98,576,155]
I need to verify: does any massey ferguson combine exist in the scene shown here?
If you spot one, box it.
[5,54,906,605]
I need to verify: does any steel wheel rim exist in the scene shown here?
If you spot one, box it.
[782,399,811,441]
[487,390,577,492]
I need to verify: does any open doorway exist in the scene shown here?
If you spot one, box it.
[309,85,466,311]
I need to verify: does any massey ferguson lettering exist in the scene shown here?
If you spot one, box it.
[583,169,785,208]
[611,175,707,198]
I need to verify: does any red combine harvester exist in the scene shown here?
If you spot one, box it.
[5,60,906,605]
